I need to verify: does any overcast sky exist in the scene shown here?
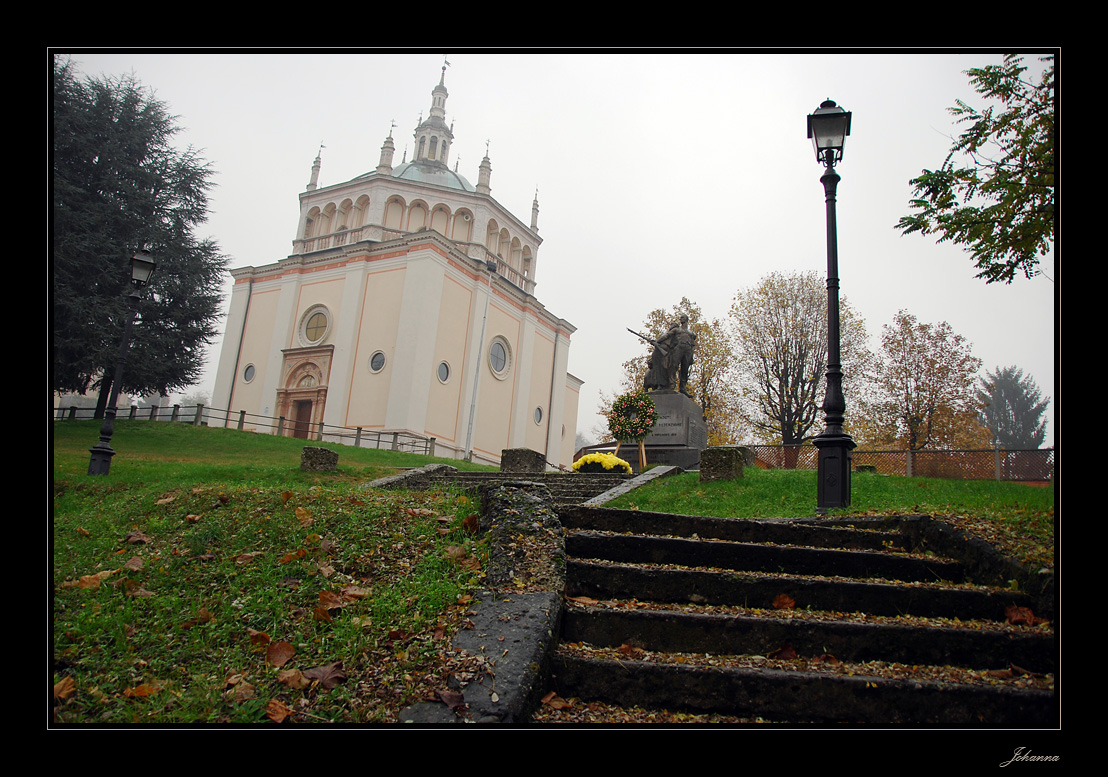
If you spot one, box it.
[59,50,1056,447]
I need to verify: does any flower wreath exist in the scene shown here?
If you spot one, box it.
[608,390,658,442]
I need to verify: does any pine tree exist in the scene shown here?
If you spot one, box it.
[52,56,227,408]
[976,366,1049,449]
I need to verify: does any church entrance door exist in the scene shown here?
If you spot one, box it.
[292,400,313,439]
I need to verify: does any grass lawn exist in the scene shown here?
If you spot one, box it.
[51,421,492,724]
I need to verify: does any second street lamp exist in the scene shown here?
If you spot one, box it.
[807,99,856,512]
[88,250,157,476]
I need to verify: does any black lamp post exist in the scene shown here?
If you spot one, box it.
[807,99,856,511]
[88,250,157,476]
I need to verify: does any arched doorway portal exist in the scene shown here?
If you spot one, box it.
[275,345,334,439]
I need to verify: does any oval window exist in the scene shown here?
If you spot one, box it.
[370,352,386,372]
[488,337,511,379]
[437,361,450,383]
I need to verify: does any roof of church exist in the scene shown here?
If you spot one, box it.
[391,160,476,193]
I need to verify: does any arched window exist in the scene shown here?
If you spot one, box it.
[384,198,404,230]
[408,202,428,231]
[431,205,450,235]
[486,220,499,252]
[451,209,473,242]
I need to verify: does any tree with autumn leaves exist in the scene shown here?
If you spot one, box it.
[862,310,991,450]
[729,272,875,447]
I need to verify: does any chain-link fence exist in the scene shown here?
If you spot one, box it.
[53,403,437,456]
[747,445,1054,482]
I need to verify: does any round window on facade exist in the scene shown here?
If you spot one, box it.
[488,337,512,379]
[534,406,544,425]
[437,361,451,383]
[299,305,331,346]
[369,351,386,373]
[243,364,256,383]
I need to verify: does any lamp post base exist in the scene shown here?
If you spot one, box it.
[88,443,116,475]
[813,433,855,512]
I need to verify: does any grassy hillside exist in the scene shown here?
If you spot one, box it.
[52,421,491,724]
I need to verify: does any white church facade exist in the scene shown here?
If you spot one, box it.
[212,67,581,467]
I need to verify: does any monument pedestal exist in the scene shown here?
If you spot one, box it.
[619,391,707,472]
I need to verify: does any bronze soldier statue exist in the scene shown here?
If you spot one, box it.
[628,314,696,396]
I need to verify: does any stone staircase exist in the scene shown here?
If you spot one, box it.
[375,465,638,506]
[545,504,1057,726]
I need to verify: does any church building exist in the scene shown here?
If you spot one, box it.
[212,65,581,467]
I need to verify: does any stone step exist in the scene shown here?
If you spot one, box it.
[566,559,1036,621]
[549,650,1055,726]
[560,603,1055,672]
[566,531,965,583]
[560,505,910,551]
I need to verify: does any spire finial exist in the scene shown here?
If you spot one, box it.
[388,120,396,138]
[441,54,450,84]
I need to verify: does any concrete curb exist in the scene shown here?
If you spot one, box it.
[581,465,682,507]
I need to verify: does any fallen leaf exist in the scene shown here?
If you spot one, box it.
[124,681,164,698]
[282,491,294,505]
[78,570,115,589]
[279,549,307,564]
[76,526,90,537]
[123,556,144,572]
[185,514,201,524]
[53,676,77,701]
[155,495,176,505]
[566,596,599,606]
[234,552,262,565]
[1005,604,1048,627]
[277,668,311,690]
[541,692,573,710]
[772,594,796,610]
[266,641,296,668]
[303,662,346,690]
[769,644,797,660]
[295,507,313,527]
[266,698,292,723]
[248,628,271,647]
[124,531,152,545]
[318,590,346,612]
[231,681,255,702]
[436,689,466,709]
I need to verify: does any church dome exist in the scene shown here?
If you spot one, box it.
[392,160,476,192]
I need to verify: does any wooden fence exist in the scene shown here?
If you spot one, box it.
[53,403,437,456]
[747,445,1054,482]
